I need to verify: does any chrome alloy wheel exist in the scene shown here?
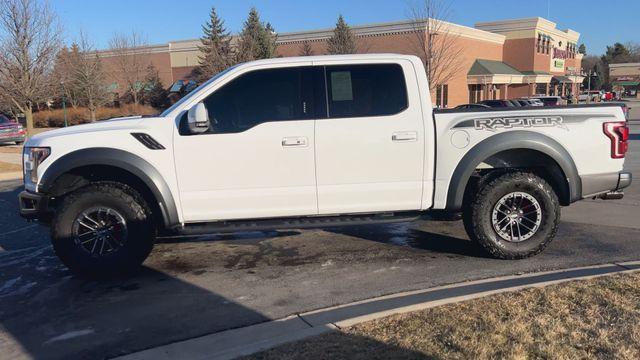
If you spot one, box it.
[72,207,128,256]
[491,191,542,242]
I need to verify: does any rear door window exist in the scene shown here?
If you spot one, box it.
[324,64,408,118]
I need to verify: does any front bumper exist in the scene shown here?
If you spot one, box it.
[18,190,51,221]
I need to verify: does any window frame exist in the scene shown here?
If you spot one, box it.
[180,65,318,136]
[321,63,410,120]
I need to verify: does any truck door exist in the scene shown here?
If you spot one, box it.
[314,61,425,214]
[173,65,319,222]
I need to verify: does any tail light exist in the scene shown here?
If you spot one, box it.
[603,121,629,159]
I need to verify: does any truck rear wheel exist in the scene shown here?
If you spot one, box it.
[463,171,560,259]
[51,182,156,277]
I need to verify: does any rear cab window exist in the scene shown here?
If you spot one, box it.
[324,64,408,118]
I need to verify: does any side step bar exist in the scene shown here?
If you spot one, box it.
[177,211,423,235]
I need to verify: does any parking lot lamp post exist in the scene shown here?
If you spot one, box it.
[587,70,597,103]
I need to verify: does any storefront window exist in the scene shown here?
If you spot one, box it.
[468,84,482,103]
[435,84,449,108]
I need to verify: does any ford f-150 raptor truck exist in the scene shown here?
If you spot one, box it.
[18,54,632,276]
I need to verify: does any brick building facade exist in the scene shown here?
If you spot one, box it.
[96,17,583,108]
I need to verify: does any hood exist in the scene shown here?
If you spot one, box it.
[27,115,160,145]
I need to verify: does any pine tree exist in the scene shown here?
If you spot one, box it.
[142,65,169,109]
[327,15,357,55]
[195,7,232,82]
[236,8,277,62]
[578,43,586,55]
[299,41,314,56]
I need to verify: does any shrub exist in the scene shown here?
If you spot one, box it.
[34,104,158,128]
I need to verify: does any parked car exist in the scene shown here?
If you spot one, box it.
[478,99,517,107]
[18,54,632,277]
[531,96,564,106]
[454,103,491,109]
[516,98,543,107]
[0,114,26,145]
[577,91,599,103]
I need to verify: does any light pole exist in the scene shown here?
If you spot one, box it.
[60,81,68,127]
[586,70,598,103]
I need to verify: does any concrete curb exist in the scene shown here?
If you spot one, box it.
[114,261,640,360]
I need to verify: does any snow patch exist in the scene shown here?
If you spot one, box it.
[44,329,95,344]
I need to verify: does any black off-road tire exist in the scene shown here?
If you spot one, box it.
[463,171,560,259]
[51,182,156,277]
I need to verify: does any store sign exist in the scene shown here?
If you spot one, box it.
[553,48,568,59]
[554,59,565,68]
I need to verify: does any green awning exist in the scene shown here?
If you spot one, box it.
[468,59,523,76]
[552,76,573,83]
[613,81,640,86]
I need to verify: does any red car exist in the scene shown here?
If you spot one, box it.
[0,115,26,145]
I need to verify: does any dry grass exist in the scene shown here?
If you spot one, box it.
[247,273,640,360]
[0,161,21,173]
[0,146,21,154]
[34,104,158,127]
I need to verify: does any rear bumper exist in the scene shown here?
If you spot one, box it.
[581,171,632,199]
[18,190,51,221]
[0,135,26,143]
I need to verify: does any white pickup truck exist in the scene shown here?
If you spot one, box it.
[18,54,632,276]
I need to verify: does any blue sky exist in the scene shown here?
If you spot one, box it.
[52,0,638,56]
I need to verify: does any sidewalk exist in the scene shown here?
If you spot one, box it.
[116,261,640,360]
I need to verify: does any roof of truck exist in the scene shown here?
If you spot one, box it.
[238,53,422,67]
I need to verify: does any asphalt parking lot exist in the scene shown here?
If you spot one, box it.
[1,123,639,360]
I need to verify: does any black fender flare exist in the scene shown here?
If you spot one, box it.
[445,130,581,211]
[40,148,180,228]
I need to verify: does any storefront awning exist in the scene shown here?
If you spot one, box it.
[551,76,573,83]
[468,59,523,76]
[613,81,640,86]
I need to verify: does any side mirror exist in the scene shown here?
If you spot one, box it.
[187,103,210,134]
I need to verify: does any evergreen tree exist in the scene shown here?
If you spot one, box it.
[578,43,586,55]
[327,15,357,55]
[142,65,169,109]
[299,41,314,56]
[195,7,232,82]
[236,7,277,62]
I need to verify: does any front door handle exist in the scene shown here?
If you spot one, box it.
[392,131,418,142]
[282,136,308,147]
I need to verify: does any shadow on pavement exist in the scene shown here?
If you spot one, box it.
[247,331,432,359]
[325,222,487,258]
[0,179,477,359]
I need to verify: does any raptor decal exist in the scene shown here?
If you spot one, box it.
[473,116,567,131]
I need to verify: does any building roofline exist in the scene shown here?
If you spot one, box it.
[93,17,506,57]
[609,63,640,68]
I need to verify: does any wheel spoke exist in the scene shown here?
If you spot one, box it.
[518,221,536,232]
[78,220,97,231]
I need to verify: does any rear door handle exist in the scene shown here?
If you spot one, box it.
[392,131,418,142]
[282,136,308,147]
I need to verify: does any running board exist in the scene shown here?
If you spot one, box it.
[177,211,423,235]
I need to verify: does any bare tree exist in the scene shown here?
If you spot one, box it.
[53,44,82,108]
[299,41,314,56]
[407,0,464,90]
[73,32,109,121]
[0,0,61,136]
[108,31,149,105]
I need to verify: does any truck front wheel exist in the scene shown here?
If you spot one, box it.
[463,171,560,259]
[51,182,156,277]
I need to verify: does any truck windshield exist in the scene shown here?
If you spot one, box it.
[160,65,238,117]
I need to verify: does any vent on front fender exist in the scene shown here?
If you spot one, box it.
[131,133,165,150]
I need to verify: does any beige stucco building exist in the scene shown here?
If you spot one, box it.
[609,62,640,98]
[97,16,584,108]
